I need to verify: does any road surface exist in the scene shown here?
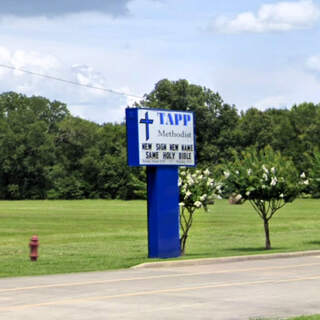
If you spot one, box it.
[1,253,320,319]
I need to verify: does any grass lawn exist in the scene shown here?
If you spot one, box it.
[285,316,320,320]
[261,315,320,319]
[0,198,320,278]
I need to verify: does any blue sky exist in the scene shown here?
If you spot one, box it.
[0,0,319,123]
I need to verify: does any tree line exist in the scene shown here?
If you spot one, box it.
[0,79,319,200]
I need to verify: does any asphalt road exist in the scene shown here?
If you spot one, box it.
[1,253,320,320]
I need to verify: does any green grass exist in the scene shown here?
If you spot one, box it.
[260,315,320,319]
[286,316,320,320]
[0,199,320,278]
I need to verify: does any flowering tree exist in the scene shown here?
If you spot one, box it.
[223,146,308,250]
[179,168,221,255]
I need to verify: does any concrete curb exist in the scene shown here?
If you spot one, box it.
[132,250,320,269]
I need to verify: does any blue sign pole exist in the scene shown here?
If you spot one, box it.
[126,107,195,259]
[147,166,180,258]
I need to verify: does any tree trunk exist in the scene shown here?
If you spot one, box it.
[263,219,271,250]
[180,235,188,256]
[179,208,194,256]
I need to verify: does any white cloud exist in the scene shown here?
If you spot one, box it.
[306,55,320,72]
[0,47,135,123]
[120,86,143,107]
[0,46,62,80]
[70,64,110,98]
[253,95,289,110]
[213,64,320,112]
[0,46,60,71]
[213,0,320,33]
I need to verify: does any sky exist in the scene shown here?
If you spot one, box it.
[0,0,320,123]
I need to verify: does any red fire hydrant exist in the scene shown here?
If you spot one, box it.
[29,235,39,261]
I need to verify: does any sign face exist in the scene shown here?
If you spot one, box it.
[126,108,196,166]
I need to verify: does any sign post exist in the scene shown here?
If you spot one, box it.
[126,108,196,258]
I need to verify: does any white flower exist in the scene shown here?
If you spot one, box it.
[303,179,309,185]
[204,168,210,176]
[207,178,214,187]
[200,194,207,201]
[280,193,284,198]
[194,201,202,208]
[224,171,230,178]
[270,177,277,186]
[246,191,250,196]
[179,202,185,207]
[184,190,192,199]
[263,173,268,181]
[235,170,239,175]
[271,167,276,174]
[300,172,306,179]
[262,165,269,174]
[178,177,182,187]
[186,175,194,186]
[247,169,252,176]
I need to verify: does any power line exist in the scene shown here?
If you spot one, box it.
[0,63,144,100]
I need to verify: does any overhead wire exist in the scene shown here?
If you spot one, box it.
[0,63,144,100]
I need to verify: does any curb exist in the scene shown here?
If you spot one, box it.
[132,250,320,269]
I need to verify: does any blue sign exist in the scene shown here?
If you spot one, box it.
[126,108,196,167]
[126,107,196,259]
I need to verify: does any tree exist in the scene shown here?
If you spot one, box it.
[305,149,320,198]
[237,108,273,150]
[223,146,308,250]
[0,92,68,199]
[264,108,296,158]
[50,116,101,199]
[97,123,146,199]
[179,168,221,255]
[289,103,320,172]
